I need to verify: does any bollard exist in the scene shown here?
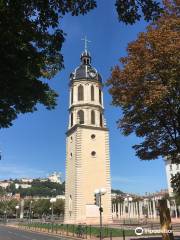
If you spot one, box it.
[110,230,112,240]
[85,225,88,239]
[73,225,75,237]
[106,225,109,237]
[51,222,54,233]
[90,225,92,238]
[66,224,68,236]
[122,229,125,240]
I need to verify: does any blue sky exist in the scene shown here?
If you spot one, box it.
[0,1,167,194]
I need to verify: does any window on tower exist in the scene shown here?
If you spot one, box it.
[99,89,102,104]
[100,113,103,127]
[71,113,73,127]
[91,151,96,157]
[91,110,95,125]
[78,110,84,124]
[91,85,94,101]
[71,88,73,104]
[78,85,84,101]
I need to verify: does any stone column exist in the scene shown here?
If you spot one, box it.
[149,200,152,218]
[20,199,24,219]
[136,202,138,218]
[153,198,157,219]
[139,201,143,218]
[118,203,121,219]
[123,201,126,218]
[147,201,150,218]
[174,200,178,218]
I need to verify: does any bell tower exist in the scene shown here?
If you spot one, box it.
[64,40,112,224]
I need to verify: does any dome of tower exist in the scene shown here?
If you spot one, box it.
[70,51,102,83]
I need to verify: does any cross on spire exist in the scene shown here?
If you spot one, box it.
[81,36,91,51]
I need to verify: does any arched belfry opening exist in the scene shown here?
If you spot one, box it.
[78,110,84,124]
[91,85,94,101]
[78,85,84,101]
[91,110,95,125]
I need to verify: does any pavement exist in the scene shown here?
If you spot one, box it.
[0,224,180,240]
[0,225,66,240]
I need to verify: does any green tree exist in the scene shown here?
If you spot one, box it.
[33,199,51,217]
[0,0,96,128]
[0,186,5,196]
[54,199,65,215]
[0,0,163,128]
[115,0,162,25]
[108,0,180,163]
[5,199,19,217]
[17,180,65,197]
[6,183,16,195]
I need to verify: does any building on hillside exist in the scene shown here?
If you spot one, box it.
[64,40,112,224]
[48,172,62,184]
[148,189,169,199]
[0,181,11,188]
[21,178,33,183]
[15,183,31,189]
[165,156,180,196]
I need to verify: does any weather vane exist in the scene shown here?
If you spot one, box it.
[81,36,91,51]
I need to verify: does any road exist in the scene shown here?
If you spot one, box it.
[0,225,66,240]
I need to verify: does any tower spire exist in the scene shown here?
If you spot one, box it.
[81,36,91,51]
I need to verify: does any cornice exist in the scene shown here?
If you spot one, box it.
[66,124,109,136]
[69,79,103,87]
[69,103,104,111]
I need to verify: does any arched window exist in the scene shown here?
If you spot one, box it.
[91,85,94,101]
[71,113,73,127]
[91,110,95,125]
[78,85,84,101]
[78,110,84,124]
[100,113,103,127]
[99,89,102,104]
[71,88,73,104]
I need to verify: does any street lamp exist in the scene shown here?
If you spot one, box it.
[15,205,19,220]
[50,198,56,223]
[4,210,7,224]
[94,188,107,240]
[124,196,132,221]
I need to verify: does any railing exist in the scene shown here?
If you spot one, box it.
[19,222,135,239]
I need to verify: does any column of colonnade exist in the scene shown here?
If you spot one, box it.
[112,198,180,220]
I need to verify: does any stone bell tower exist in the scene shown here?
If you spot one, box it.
[64,39,112,224]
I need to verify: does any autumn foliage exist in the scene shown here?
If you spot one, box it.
[108,0,180,162]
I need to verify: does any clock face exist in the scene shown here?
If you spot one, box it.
[89,70,97,78]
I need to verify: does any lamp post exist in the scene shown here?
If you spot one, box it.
[4,210,7,224]
[124,196,132,222]
[94,188,107,240]
[15,205,19,220]
[50,198,56,223]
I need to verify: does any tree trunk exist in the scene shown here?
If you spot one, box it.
[159,199,174,240]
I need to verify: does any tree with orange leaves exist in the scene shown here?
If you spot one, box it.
[107,0,180,164]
